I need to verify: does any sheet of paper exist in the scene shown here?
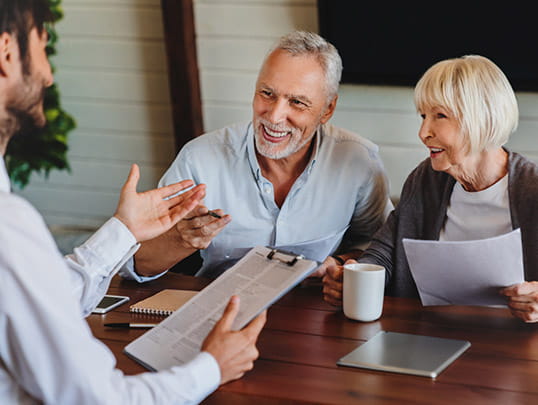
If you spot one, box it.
[402,228,524,306]
[124,246,319,371]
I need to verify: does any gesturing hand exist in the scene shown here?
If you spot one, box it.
[114,164,205,242]
[202,296,267,384]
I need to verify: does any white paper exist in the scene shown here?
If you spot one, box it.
[403,228,524,306]
[124,246,319,371]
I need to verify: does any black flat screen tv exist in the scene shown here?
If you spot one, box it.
[317,1,538,92]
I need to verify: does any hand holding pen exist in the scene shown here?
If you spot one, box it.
[174,204,231,250]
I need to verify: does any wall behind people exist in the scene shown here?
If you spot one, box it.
[17,0,177,228]
[18,0,538,228]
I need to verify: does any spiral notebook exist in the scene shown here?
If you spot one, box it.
[129,289,198,315]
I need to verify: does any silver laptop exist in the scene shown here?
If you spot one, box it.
[337,331,471,378]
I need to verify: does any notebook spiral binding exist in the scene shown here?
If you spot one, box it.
[129,307,174,316]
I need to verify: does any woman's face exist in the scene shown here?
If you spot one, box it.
[418,105,469,175]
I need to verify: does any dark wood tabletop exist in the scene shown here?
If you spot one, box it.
[87,273,538,404]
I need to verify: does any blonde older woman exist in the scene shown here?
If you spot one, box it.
[323,55,538,322]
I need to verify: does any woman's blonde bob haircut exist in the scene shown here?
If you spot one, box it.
[414,55,519,154]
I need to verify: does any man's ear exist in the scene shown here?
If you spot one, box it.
[320,95,338,124]
[0,32,16,77]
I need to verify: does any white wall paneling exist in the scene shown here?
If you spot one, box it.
[18,0,538,228]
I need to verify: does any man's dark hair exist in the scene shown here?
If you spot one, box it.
[0,0,53,73]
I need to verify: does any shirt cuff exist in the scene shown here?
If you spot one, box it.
[118,256,168,283]
[78,217,139,277]
[182,352,221,401]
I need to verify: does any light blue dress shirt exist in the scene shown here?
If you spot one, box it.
[130,121,392,279]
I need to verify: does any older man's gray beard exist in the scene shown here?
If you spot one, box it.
[254,126,317,160]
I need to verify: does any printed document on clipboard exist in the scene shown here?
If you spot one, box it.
[124,246,319,371]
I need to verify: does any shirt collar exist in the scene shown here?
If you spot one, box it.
[246,122,322,181]
[246,123,262,181]
[308,125,321,173]
[0,155,11,193]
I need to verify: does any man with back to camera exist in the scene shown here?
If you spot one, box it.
[123,31,393,282]
[0,1,265,403]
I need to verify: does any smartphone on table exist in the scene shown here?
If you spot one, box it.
[92,295,130,314]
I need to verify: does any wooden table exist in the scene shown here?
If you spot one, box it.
[88,273,538,404]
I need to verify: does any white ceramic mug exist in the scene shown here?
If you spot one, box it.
[343,263,385,322]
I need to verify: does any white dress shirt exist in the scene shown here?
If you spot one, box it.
[122,121,393,280]
[0,157,220,404]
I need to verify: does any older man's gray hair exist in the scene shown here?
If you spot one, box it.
[268,31,343,101]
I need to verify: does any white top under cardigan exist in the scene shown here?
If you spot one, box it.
[440,175,511,241]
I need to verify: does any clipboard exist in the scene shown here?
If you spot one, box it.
[124,246,319,371]
[337,331,471,378]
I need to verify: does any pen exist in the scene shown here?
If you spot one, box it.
[208,210,222,219]
[104,323,158,329]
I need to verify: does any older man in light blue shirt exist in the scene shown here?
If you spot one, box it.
[126,31,393,280]
[145,121,390,279]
